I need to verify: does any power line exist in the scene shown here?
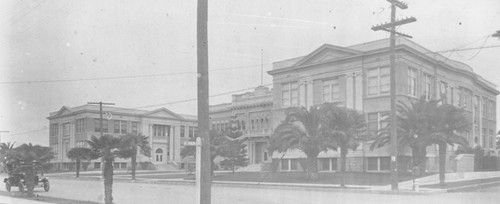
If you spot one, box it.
[133,83,272,109]
[0,63,269,84]
[4,127,48,137]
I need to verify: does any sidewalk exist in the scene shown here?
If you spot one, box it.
[0,195,47,204]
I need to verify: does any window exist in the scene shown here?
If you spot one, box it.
[482,97,488,119]
[51,144,58,156]
[94,162,101,169]
[131,122,138,134]
[153,125,169,137]
[461,89,471,111]
[189,126,197,138]
[63,123,70,136]
[180,125,185,137]
[323,78,340,102]
[490,130,495,149]
[439,81,448,103]
[474,96,480,125]
[423,73,432,100]
[76,141,87,148]
[367,112,389,134]
[76,119,85,133]
[489,100,495,120]
[367,157,390,171]
[114,120,128,134]
[367,67,389,96]
[62,140,70,157]
[280,159,298,171]
[282,82,299,107]
[407,67,417,97]
[482,128,488,149]
[320,158,338,171]
[155,148,164,162]
[94,119,108,133]
[50,123,59,137]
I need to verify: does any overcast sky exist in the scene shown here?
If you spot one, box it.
[1,0,499,146]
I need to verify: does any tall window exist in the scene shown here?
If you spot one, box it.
[180,125,185,137]
[367,112,389,134]
[76,119,85,133]
[189,126,197,138]
[155,148,163,162]
[94,119,108,133]
[131,122,138,134]
[51,144,58,156]
[407,67,417,97]
[114,120,128,134]
[482,97,488,119]
[367,67,389,96]
[474,96,480,125]
[439,81,448,103]
[322,78,340,102]
[63,123,70,137]
[282,82,298,107]
[423,73,432,100]
[153,125,169,137]
[50,123,59,137]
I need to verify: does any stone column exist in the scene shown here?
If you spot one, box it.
[169,125,174,161]
[306,81,313,108]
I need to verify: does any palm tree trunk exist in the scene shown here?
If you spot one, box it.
[76,159,81,178]
[131,155,136,180]
[104,158,114,204]
[26,168,35,197]
[438,142,446,186]
[306,156,318,180]
[340,146,348,188]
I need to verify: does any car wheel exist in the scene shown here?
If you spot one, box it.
[19,183,25,193]
[43,180,50,192]
[5,181,11,192]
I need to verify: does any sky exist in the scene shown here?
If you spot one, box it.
[0,0,499,146]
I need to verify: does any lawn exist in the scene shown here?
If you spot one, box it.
[185,172,426,186]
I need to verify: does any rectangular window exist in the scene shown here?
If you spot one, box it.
[282,82,299,107]
[94,162,101,169]
[367,67,389,96]
[94,119,108,133]
[281,159,290,171]
[423,73,432,100]
[490,130,495,149]
[482,128,488,149]
[482,97,488,119]
[367,157,378,171]
[180,125,185,137]
[131,122,138,134]
[189,126,195,138]
[114,120,127,134]
[323,78,340,102]
[367,112,389,134]
[474,96,480,125]
[76,119,85,133]
[51,144,58,156]
[63,123,70,136]
[408,67,417,97]
[321,158,330,171]
[439,81,448,103]
[50,123,59,137]
[153,125,169,137]
[290,159,298,170]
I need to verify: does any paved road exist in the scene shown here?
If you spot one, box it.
[1,178,499,204]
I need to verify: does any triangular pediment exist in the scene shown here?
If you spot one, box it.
[143,108,184,120]
[55,106,73,117]
[294,44,361,67]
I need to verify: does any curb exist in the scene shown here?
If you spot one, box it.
[49,176,443,195]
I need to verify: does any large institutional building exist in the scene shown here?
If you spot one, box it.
[47,105,197,170]
[48,38,497,173]
[265,37,498,172]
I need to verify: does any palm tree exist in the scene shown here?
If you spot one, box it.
[0,142,15,172]
[117,133,151,180]
[319,103,367,187]
[8,143,53,197]
[87,135,122,204]
[268,106,332,180]
[67,147,98,177]
[370,97,470,185]
[371,97,438,172]
[428,104,470,185]
[180,130,227,175]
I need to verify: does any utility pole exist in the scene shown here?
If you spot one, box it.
[88,101,115,178]
[372,0,416,191]
[197,0,211,204]
[261,49,264,86]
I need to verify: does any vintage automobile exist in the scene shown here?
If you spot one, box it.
[3,162,50,193]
